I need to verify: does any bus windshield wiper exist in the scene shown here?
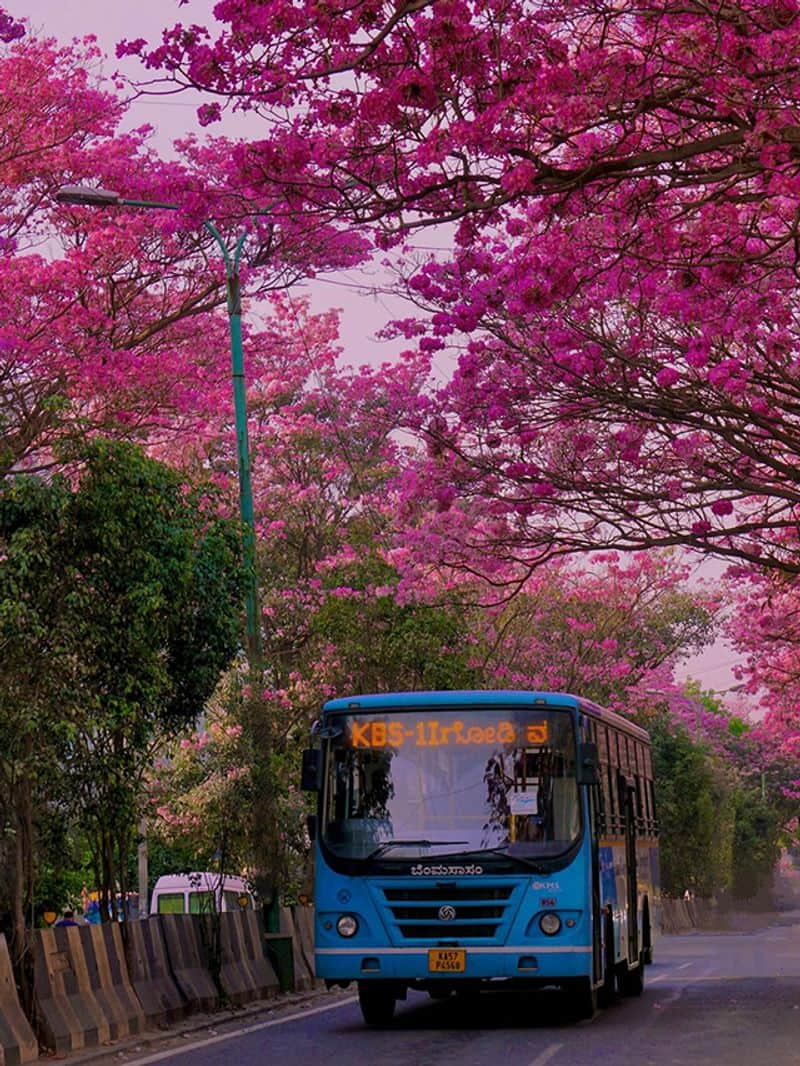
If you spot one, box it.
[366,839,469,860]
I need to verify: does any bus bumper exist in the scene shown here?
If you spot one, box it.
[314,947,593,982]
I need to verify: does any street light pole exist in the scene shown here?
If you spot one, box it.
[192,221,272,925]
[202,221,261,665]
[55,186,262,664]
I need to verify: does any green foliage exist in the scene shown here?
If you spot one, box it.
[311,562,480,693]
[0,474,84,944]
[682,680,725,717]
[126,832,202,896]
[0,440,246,935]
[33,817,94,920]
[731,791,783,902]
[648,707,788,901]
[727,717,749,737]
[149,676,253,871]
[649,714,736,897]
[55,441,246,910]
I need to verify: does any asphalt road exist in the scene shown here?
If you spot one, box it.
[114,911,800,1066]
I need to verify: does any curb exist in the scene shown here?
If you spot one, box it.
[45,986,340,1065]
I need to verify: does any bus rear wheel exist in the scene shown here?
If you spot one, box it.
[641,905,654,965]
[618,959,645,997]
[596,962,616,1008]
[358,982,397,1026]
[596,914,617,1009]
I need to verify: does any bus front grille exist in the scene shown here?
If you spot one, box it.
[375,881,520,943]
[398,923,499,939]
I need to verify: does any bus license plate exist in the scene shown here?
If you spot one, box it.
[428,949,466,973]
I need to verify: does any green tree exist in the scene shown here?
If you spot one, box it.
[649,714,736,898]
[731,792,783,904]
[59,441,246,920]
[310,557,481,694]
[0,441,246,956]
[0,474,80,970]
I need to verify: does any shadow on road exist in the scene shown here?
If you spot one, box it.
[329,977,800,1065]
[334,985,624,1032]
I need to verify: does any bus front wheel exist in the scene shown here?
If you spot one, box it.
[569,976,598,1020]
[358,982,397,1026]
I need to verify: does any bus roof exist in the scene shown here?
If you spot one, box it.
[322,690,650,742]
[323,690,579,711]
[575,696,651,742]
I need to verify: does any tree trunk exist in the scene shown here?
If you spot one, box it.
[9,774,34,1011]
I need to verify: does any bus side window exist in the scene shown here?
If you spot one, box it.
[649,779,659,832]
[641,745,656,833]
[606,731,620,831]
[597,724,610,831]
[595,722,607,766]
[616,769,627,829]
[620,735,631,778]
[643,743,654,821]
[597,720,605,827]
[631,742,643,826]
[639,764,651,825]
[634,774,644,826]
[593,725,607,830]
[610,732,620,777]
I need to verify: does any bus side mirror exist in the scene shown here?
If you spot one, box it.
[577,741,600,786]
[301,748,321,791]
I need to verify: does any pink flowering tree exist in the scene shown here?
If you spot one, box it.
[118,2,800,575]
[6,3,796,898]
[0,19,369,481]
[148,333,716,885]
[0,21,380,921]
[120,0,800,893]
[148,307,438,891]
[724,571,800,803]
[148,682,253,874]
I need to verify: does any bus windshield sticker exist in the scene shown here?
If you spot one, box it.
[509,792,539,815]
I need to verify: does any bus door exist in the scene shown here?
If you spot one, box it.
[620,773,638,963]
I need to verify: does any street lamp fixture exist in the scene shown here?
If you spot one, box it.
[55,184,262,665]
[55,185,124,207]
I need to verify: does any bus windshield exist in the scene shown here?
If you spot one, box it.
[321,707,581,864]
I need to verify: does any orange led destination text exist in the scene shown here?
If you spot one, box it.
[348,719,549,749]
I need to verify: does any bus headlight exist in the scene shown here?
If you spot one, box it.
[336,914,359,938]
[539,912,562,936]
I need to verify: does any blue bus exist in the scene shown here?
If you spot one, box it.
[302,691,659,1024]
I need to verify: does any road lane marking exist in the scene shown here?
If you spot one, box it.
[126,996,359,1065]
[527,1043,563,1066]
[649,961,691,984]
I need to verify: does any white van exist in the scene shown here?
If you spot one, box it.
[149,872,256,916]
